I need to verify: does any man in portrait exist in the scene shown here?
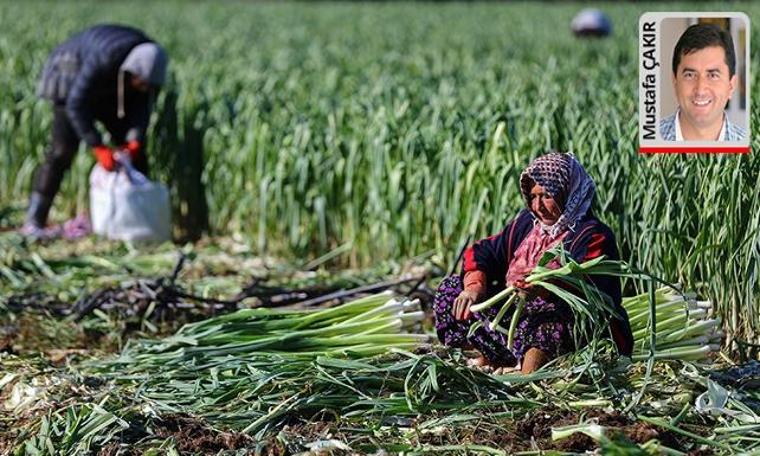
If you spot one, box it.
[660,23,746,141]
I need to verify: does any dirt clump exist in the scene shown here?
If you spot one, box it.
[152,414,254,452]
[511,407,687,452]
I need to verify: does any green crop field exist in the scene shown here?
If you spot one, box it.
[1,1,759,454]
[2,1,758,345]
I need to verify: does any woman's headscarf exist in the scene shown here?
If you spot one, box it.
[519,152,596,238]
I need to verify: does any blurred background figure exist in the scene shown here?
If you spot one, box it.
[23,24,168,240]
[571,8,612,38]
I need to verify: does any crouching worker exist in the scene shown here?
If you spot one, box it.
[434,152,634,374]
[22,24,169,239]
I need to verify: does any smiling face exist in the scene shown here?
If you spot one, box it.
[673,46,737,136]
[529,184,562,226]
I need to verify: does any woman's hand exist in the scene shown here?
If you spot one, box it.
[513,279,548,299]
[512,279,532,291]
[452,289,480,320]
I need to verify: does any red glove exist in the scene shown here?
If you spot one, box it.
[93,146,115,171]
[122,140,142,162]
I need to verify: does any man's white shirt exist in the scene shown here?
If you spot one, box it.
[674,109,728,141]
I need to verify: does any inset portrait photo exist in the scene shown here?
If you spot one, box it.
[639,13,750,153]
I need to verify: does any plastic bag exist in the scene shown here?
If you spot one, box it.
[89,160,171,243]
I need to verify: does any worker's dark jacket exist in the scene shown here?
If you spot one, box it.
[38,24,153,147]
[462,209,635,356]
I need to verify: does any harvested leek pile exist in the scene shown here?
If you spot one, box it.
[5,250,758,455]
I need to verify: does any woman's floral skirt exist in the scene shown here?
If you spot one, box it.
[433,275,575,366]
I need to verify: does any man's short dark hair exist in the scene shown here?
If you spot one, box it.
[672,23,737,77]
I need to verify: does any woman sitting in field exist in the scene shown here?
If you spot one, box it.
[434,152,634,374]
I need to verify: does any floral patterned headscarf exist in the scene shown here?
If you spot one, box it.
[519,152,596,238]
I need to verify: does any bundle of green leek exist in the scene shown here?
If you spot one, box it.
[100,291,428,372]
[469,248,721,361]
[623,287,721,361]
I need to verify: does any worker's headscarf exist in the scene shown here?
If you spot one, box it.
[117,42,169,118]
[519,152,596,238]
